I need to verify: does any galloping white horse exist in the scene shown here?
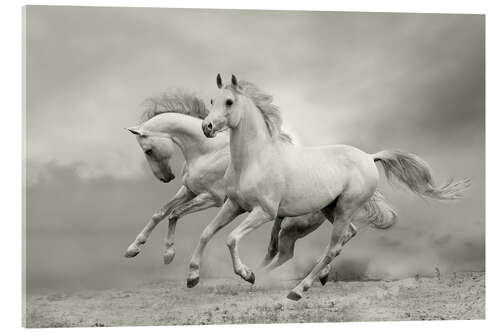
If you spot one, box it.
[124,91,228,264]
[199,74,470,300]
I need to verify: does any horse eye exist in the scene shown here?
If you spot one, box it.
[210,99,213,105]
[226,99,233,107]
[145,149,153,155]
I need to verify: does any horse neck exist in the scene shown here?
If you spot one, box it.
[148,113,220,164]
[229,103,273,173]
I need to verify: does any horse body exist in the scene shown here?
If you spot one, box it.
[125,105,230,262]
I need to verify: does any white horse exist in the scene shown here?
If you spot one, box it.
[124,91,228,264]
[199,74,470,300]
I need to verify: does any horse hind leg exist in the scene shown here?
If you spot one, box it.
[124,186,194,258]
[265,213,325,272]
[266,211,328,272]
[317,223,357,286]
[287,198,361,301]
[259,217,283,268]
[162,193,217,264]
[263,232,296,272]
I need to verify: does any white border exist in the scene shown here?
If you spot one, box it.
[2,0,497,332]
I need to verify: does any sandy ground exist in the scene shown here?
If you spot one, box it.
[25,272,484,327]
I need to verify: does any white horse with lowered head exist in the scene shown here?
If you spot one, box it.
[124,91,228,263]
[200,74,470,300]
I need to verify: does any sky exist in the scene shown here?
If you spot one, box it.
[25,6,484,294]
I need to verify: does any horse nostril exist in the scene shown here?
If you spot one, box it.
[207,122,213,131]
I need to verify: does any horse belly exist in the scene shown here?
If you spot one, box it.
[278,169,343,216]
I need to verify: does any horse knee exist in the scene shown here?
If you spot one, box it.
[152,211,165,223]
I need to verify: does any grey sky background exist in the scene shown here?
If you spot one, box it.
[25,6,484,294]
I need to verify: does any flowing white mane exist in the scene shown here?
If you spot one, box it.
[140,89,209,122]
[230,80,292,143]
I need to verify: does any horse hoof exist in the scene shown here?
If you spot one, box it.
[245,271,255,284]
[186,276,199,288]
[319,275,328,286]
[163,251,175,265]
[287,290,302,301]
[124,246,140,258]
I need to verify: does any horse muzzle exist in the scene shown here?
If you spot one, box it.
[202,122,216,138]
[160,174,175,183]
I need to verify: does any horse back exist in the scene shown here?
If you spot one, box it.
[277,144,378,216]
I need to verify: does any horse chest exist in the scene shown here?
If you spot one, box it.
[225,176,263,210]
[183,170,215,195]
[226,181,251,202]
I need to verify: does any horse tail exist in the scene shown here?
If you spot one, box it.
[372,150,471,200]
[362,191,397,229]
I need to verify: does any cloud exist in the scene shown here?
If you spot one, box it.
[26,7,484,180]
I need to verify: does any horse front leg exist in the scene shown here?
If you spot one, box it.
[187,199,244,288]
[124,186,194,258]
[162,193,218,264]
[227,207,276,284]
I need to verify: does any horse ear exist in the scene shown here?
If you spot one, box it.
[231,74,238,87]
[126,126,143,136]
[216,74,223,89]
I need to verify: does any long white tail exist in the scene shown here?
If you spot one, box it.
[373,150,471,200]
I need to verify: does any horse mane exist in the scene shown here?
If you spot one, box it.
[140,89,209,123]
[230,80,292,143]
